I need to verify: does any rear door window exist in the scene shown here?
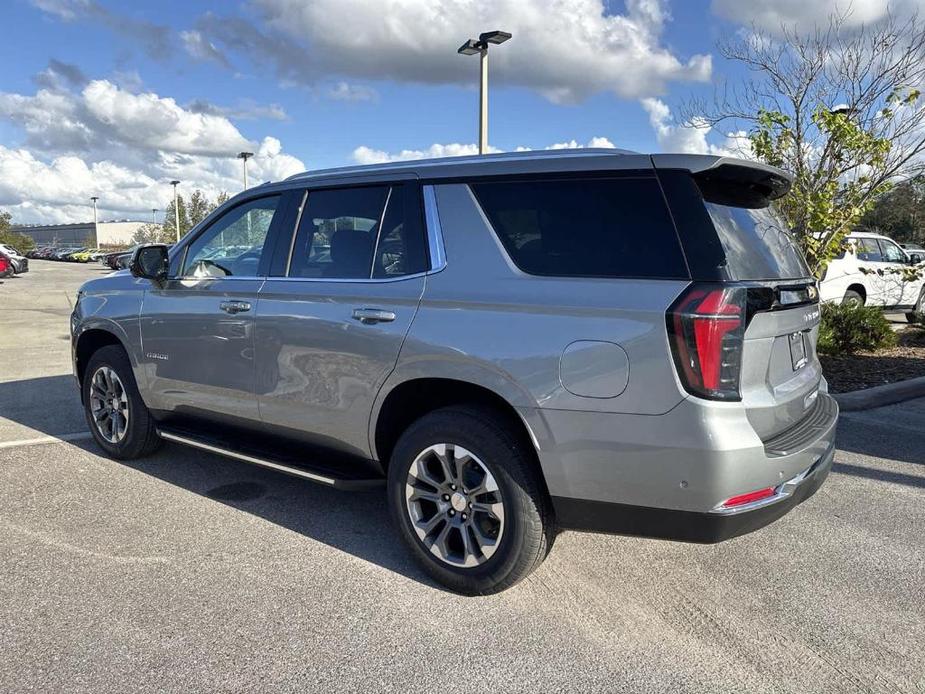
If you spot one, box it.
[289,186,388,279]
[470,177,688,279]
[856,237,883,262]
[286,184,428,280]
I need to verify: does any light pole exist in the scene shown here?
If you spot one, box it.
[458,30,511,154]
[170,180,181,242]
[90,196,99,246]
[237,151,254,190]
[151,208,158,225]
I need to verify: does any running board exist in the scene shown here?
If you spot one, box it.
[158,430,384,491]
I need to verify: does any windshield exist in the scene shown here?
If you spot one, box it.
[704,203,810,280]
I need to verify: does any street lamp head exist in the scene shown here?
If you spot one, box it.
[169,180,180,186]
[479,30,511,45]
[457,39,481,55]
[830,104,850,116]
[90,196,99,202]
[237,151,254,160]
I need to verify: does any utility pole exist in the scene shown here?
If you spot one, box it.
[237,151,254,190]
[170,180,181,242]
[90,196,99,246]
[458,31,512,154]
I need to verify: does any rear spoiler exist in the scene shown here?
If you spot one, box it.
[651,155,792,209]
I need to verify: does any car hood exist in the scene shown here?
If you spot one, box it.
[79,269,139,295]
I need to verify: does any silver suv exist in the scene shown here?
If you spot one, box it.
[71,150,837,594]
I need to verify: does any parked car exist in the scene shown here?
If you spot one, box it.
[99,246,136,270]
[0,243,29,273]
[819,232,925,321]
[71,150,837,594]
[900,242,924,255]
[0,251,13,279]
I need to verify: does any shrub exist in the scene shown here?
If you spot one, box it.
[817,303,897,355]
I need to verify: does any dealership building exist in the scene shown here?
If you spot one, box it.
[12,220,156,247]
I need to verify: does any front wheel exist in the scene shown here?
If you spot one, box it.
[83,345,162,459]
[387,406,553,595]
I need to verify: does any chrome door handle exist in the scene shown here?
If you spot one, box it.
[352,308,396,324]
[220,300,251,314]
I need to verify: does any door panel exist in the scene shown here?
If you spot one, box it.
[140,278,263,419]
[255,277,424,456]
[878,238,914,306]
[854,237,890,305]
[254,181,428,458]
[139,193,289,421]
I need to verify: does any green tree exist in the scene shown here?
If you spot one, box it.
[131,222,171,245]
[187,190,212,229]
[163,194,191,241]
[0,210,35,253]
[684,13,925,276]
[859,176,925,244]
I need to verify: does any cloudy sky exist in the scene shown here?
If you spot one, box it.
[0,0,921,223]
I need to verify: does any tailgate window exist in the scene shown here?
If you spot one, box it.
[705,203,810,281]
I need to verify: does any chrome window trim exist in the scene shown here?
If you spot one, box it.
[168,275,265,282]
[284,190,309,278]
[263,271,427,285]
[369,186,393,278]
[422,185,447,272]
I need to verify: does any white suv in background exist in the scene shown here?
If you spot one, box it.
[819,232,925,320]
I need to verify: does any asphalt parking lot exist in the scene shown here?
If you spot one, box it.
[1,261,923,693]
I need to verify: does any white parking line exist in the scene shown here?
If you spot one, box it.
[0,432,93,450]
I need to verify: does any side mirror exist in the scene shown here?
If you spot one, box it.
[908,252,924,265]
[130,244,169,283]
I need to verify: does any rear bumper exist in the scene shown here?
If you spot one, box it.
[554,440,834,543]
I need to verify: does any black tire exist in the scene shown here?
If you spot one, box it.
[907,288,925,324]
[842,289,865,306]
[83,345,162,459]
[387,405,553,595]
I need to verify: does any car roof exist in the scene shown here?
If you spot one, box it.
[277,149,790,188]
[848,231,895,241]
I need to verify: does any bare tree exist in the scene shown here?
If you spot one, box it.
[683,10,925,274]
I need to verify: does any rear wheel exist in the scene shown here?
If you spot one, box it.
[842,289,865,307]
[907,287,925,324]
[83,345,161,459]
[387,405,553,595]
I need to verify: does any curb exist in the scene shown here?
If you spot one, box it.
[832,375,925,412]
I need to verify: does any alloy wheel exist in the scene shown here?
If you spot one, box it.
[88,366,130,444]
[404,443,505,568]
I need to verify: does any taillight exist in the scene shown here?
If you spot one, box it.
[667,284,746,401]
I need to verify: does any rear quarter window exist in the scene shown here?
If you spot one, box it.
[470,177,688,279]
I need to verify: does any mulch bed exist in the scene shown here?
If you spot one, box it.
[819,328,925,393]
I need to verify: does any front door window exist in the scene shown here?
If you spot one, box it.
[182,196,281,278]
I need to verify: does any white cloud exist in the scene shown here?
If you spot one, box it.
[0,78,304,223]
[641,98,749,157]
[0,80,257,158]
[83,80,253,157]
[199,0,711,103]
[326,82,378,103]
[711,0,925,33]
[351,137,617,164]
[181,30,231,69]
